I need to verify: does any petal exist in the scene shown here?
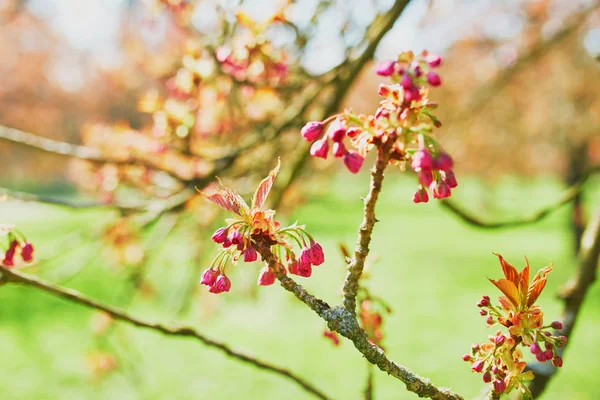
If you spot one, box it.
[526,265,553,307]
[200,179,248,215]
[252,159,280,209]
[489,278,520,307]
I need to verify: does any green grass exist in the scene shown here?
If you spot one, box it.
[0,173,599,400]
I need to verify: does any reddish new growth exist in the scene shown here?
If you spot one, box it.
[0,224,34,268]
[301,50,456,203]
[464,255,566,399]
[200,160,324,294]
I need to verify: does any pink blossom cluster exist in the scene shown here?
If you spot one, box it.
[0,225,34,268]
[300,50,456,203]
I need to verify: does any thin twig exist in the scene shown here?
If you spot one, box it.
[0,266,332,400]
[255,239,464,400]
[440,167,599,229]
[527,209,600,397]
[342,139,393,315]
[363,362,374,400]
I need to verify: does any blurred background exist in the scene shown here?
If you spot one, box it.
[0,0,599,399]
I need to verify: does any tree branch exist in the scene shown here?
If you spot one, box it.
[439,167,599,229]
[343,139,393,315]
[0,265,331,400]
[526,209,600,397]
[254,240,464,400]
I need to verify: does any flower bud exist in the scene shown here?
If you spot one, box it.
[482,371,492,383]
[558,336,567,348]
[493,379,506,394]
[310,138,329,159]
[427,54,442,67]
[2,240,17,267]
[461,354,472,362]
[495,335,505,346]
[471,360,484,372]
[200,268,219,286]
[411,150,433,171]
[491,366,499,375]
[530,342,542,355]
[443,170,458,189]
[426,71,441,86]
[477,296,490,307]
[301,121,324,142]
[309,242,325,266]
[288,260,299,275]
[222,237,233,248]
[375,61,395,77]
[332,142,346,158]
[343,151,364,174]
[485,316,494,325]
[21,242,34,263]
[257,265,275,286]
[535,352,547,362]
[401,73,413,89]
[404,87,421,102]
[297,260,312,277]
[479,309,487,316]
[211,227,228,244]
[552,356,563,368]
[243,247,258,262]
[300,248,312,265]
[211,274,231,293]
[328,121,347,142]
[346,127,361,138]
[434,152,453,171]
[431,181,451,199]
[412,188,429,204]
[418,169,433,187]
[551,321,563,330]
[230,230,242,246]
[543,349,554,360]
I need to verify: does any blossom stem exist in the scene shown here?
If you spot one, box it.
[342,137,394,315]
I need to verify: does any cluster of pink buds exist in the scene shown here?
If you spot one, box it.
[0,225,34,268]
[300,50,456,203]
[200,161,325,294]
[464,255,565,398]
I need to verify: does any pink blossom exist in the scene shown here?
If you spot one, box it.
[434,152,453,171]
[375,61,395,77]
[210,274,231,294]
[471,360,484,372]
[427,54,442,67]
[211,227,228,244]
[551,321,563,330]
[343,151,364,174]
[426,71,441,86]
[328,120,346,142]
[552,356,563,368]
[404,87,421,102]
[443,170,458,188]
[412,188,429,204]
[200,268,219,286]
[309,242,325,266]
[301,121,324,142]
[21,242,34,263]
[346,127,361,138]
[244,247,258,262]
[310,139,329,159]
[332,142,346,158]
[431,181,451,199]
[482,371,492,383]
[401,73,413,89]
[418,169,433,187]
[257,266,276,286]
[411,150,433,171]
[297,260,312,277]
[493,379,506,394]
[530,342,542,355]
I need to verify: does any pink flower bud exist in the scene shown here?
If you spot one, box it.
[323,330,340,346]
[426,71,441,86]
[545,342,554,351]
[491,366,499,375]
[211,227,228,244]
[288,260,299,275]
[210,274,231,293]
[411,150,433,171]
[536,352,547,362]
[222,237,233,248]
[418,170,433,187]
[243,247,258,262]
[477,296,490,307]
[443,170,458,188]
[530,342,542,355]
[413,65,423,78]
[483,371,492,383]
[471,360,484,372]
[328,121,347,142]
[543,349,554,360]
[375,61,395,76]
[431,181,451,199]
[378,84,391,97]
[309,242,325,266]
[332,142,346,158]
[21,242,34,263]
[2,240,17,267]
[552,356,563,368]
[310,139,329,159]
[558,336,567,347]
[412,188,429,204]
[296,259,312,277]
[257,265,275,286]
[427,54,442,67]
[230,230,242,246]
[493,379,506,394]
[471,343,480,352]
[401,73,413,89]
[200,268,219,286]
[343,151,364,174]
[403,87,421,102]
[300,248,312,265]
[551,321,563,330]
[485,316,494,325]
[479,309,487,316]
[461,354,472,362]
[434,152,453,171]
[495,335,505,346]
[301,121,324,142]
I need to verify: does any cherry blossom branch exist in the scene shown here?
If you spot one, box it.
[0,265,331,400]
[255,239,464,400]
[526,209,600,397]
[439,166,599,229]
[343,139,394,315]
